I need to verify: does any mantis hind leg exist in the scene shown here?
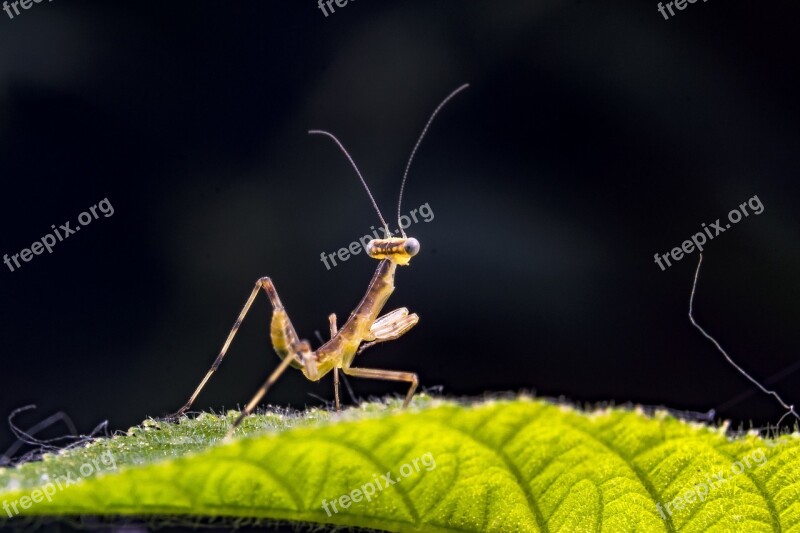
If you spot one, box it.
[328,313,341,411]
[167,276,297,420]
[342,366,419,408]
[226,340,314,439]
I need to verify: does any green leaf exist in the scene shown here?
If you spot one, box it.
[1,395,798,532]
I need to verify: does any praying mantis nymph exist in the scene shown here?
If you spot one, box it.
[167,84,469,437]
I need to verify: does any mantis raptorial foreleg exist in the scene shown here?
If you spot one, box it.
[371,308,419,340]
[357,308,419,355]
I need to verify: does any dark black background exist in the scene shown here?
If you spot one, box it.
[1,0,799,527]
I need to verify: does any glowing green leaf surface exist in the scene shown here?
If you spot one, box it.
[1,396,798,532]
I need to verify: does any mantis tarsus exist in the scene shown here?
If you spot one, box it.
[167,84,469,437]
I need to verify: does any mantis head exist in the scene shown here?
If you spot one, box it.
[366,237,420,266]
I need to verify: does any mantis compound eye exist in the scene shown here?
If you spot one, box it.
[403,238,420,256]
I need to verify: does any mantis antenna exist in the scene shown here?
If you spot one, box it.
[308,129,391,237]
[396,83,470,237]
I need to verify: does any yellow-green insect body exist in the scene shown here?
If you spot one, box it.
[166,85,469,438]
